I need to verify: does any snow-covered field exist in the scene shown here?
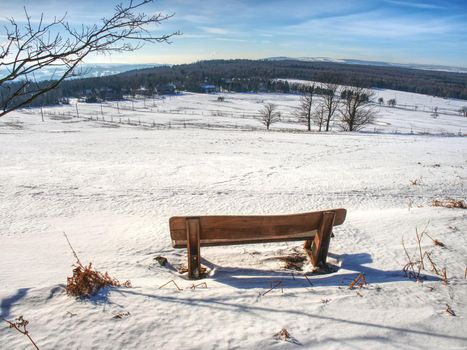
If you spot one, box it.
[1,89,466,349]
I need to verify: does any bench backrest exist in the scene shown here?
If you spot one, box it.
[169,209,346,248]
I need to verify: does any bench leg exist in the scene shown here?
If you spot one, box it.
[186,218,201,279]
[304,211,335,267]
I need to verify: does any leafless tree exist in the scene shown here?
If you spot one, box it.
[312,103,326,132]
[258,102,280,130]
[387,98,397,107]
[0,0,180,117]
[321,83,340,131]
[294,84,315,131]
[338,86,377,131]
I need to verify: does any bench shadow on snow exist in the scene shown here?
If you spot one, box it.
[205,252,439,289]
[0,288,30,319]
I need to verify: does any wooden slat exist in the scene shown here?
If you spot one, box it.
[170,209,346,248]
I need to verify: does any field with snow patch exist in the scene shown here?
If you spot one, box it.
[1,89,466,349]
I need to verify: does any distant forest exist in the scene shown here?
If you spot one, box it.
[3,59,467,108]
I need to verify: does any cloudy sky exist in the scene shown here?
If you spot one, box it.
[1,0,466,67]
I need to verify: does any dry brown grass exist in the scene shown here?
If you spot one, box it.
[273,328,301,345]
[431,199,466,209]
[66,263,131,298]
[64,233,131,298]
[279,253,307,271]
[112,311,131,319]
[409,176,423,185]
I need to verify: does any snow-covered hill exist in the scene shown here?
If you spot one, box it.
[1,89,466,349]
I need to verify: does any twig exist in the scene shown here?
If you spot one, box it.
[348,273,367,290]
[441,268,448,285]
[3,316,41,350]
[424,232,445,248]
[445,304,456,316]
[158,280,183,291]
[424,252,440,275]
[260,280,283,296]
[304,274,313,287]
[190,282,207,290]
[63,232,82,266]
[402,237,417,278]
[415,228,425,270]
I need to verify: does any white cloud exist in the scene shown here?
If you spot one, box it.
[199,26,229,35]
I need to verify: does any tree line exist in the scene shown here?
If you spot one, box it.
[2,59,467,111]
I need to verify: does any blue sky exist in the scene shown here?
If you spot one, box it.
[1,0,466,67]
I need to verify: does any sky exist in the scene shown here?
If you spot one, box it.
[1,0,466,67]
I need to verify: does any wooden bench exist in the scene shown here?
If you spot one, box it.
[169,208,347,278]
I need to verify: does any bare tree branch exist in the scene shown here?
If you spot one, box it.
[0,0,180,117]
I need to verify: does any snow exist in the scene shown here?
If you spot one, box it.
[1,88,466,349]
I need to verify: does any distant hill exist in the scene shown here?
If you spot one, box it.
[4,59,467,109]
[0,63,163,82]
[112,59,467,100]
[265,57,467,74]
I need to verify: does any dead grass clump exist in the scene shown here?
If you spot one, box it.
[402,224,449,285]
[409,176,423,185]
[3,316,40,350]
[112,311,131,319]
[177,264,208,278]
[279,253,307,270]
[431,199,466,209]
[273,328,301,345]
[64,233,131,298]
[66,263,131,298]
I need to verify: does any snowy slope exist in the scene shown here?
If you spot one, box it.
[0,91,466,349]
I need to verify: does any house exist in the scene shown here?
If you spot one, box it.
[156,83,177,95]
[200,84,218,93]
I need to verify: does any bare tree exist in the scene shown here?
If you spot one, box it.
[294,84,315,131]
[378,97,384,106]
[0,0,179,117]
[387,98,397,107]
[321,83,340,131]
[312,103,325,132]
[338,86,377,131]
[258,102,280,130]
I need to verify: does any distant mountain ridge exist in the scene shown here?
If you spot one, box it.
[265,57,467,74]
[0,63,163,82]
